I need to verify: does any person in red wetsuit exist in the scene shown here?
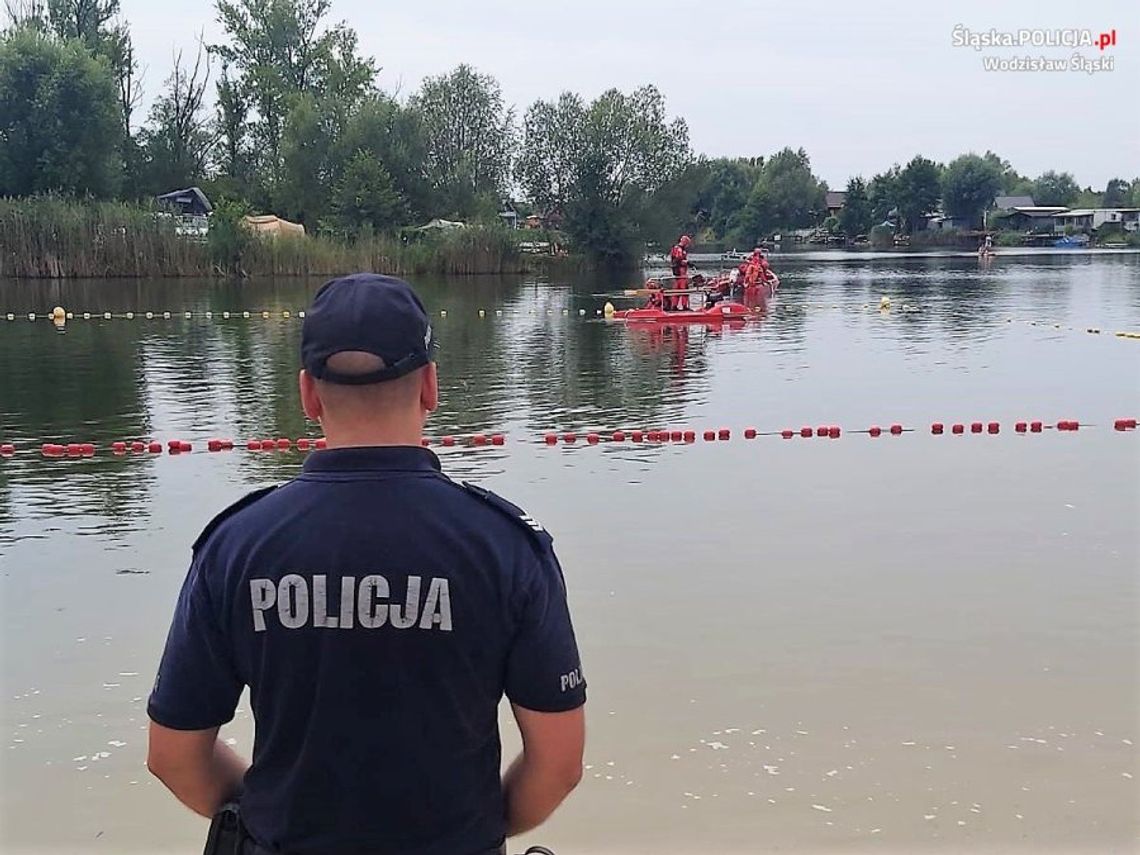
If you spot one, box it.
[669,235,693,311]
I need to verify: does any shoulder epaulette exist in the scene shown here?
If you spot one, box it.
[459,482,554,551]
[192,485,278,552]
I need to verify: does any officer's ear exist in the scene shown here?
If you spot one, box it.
[421,363,439,414]
[299,369,323,422]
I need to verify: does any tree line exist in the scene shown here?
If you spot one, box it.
[2,0,1137,268]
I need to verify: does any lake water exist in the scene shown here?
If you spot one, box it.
[1,249,1138,854]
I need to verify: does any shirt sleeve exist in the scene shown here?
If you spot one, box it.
[147,552,243,731]
[505,547,587,713]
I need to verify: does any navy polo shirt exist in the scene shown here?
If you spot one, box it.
[148,446,586,855]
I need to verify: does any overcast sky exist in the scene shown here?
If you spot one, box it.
[120,0,1136,189]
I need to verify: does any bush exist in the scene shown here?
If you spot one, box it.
[0,198,571,278]
[869,224,894,249]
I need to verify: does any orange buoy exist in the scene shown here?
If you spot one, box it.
[744,428,757,439]
[491,434,505,446]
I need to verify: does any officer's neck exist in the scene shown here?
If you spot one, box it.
[319,415,426,449]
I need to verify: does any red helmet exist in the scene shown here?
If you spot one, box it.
[679,235,692,247]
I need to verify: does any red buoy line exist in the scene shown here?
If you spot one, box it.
[2,419,1135,461]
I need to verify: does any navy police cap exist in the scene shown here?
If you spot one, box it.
[302,274,435,385]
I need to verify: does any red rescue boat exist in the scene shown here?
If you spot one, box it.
[612,300,753,323]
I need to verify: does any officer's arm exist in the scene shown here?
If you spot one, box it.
[147,722,249,818]
[503,703,586,837]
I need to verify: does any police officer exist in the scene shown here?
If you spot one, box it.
[146,274,587,855]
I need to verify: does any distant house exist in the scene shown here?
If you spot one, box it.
[1054,208,1140,233]
[824,191,846,218]
[498,205,519,230]
[993,195,1035,211]
[926,213,972,231]
[155,187,212,238]
[990,206,1069,232]
[156,187,213,217]
[523,211,564,230]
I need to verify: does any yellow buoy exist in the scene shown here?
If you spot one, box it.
[879,296,891,310]
[282,310,291,319]
[604,302,615,318]
[261,311,270,319]
[51,306,65,320]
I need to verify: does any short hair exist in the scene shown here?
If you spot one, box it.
[314,351,423,412]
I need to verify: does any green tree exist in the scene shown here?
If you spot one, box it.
[1031,170,1080,207]
[982,150,1033,195]
[1102,178,1129,207]
[868,166,902,226]
[734,147,825,241]
[518,84,690,266]
[276,93,339,228]
[139,42,215,193]
[211,0,376,184]
[329,149,403,233]
[515,91,585,217]
[212,64,255,196]
[1128,179,1140,208]
[898,155,941,232]
[693,156,763,241]
[339,95,433,221]
[413,64,513,219]
[941,153,1003,228]
[839,176,872,237]
[0,27,121,196]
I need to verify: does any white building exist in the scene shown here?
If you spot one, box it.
[1054,208,1140,233]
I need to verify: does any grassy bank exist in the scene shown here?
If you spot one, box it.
[0,198,583,279]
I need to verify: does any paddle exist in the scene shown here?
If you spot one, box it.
[621,288,704,296]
